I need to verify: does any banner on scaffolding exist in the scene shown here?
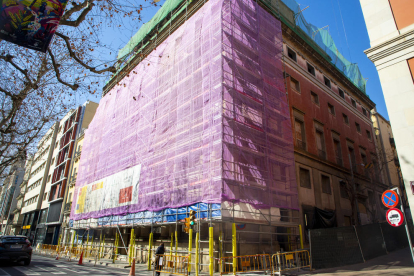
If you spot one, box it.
[75,164,142,216]
[0,0,69,52]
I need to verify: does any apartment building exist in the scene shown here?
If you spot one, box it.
[20,123,59,243]
[10,157,34,235]
[67,0,385,262]
[61,129,86,244]
[38,101,98,245]
[371,111,408,208]
[359,0,414,219]
[20,101,98,245]
[0,158,25,234]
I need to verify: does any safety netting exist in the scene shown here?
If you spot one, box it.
[261,0,367,93]
[117,0,366,94]
[71,0,298,224]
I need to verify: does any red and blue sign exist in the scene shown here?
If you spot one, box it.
[381,190,399,209]
[236,224,246,230]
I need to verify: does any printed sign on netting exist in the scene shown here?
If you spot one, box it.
[386,208,404,227]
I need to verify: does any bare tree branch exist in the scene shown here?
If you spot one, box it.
[55,32,116,74]
[60,0,95,27]
[47,49,79,90]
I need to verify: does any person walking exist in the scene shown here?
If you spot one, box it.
[155,243,165,276]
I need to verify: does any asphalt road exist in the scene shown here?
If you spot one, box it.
[0,255,142,276]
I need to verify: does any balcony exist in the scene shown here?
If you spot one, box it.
[296,139,306,150]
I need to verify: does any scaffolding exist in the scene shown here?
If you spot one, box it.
[68,0,301,272]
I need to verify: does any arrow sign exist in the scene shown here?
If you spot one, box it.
[382,190,399,208]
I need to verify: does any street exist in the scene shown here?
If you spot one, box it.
[0,255,143,276]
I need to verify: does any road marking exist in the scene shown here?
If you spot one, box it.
[14,266,41,275]
[0,268,11,276]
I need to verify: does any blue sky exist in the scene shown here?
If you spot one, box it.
[289,0,388,119]
[89,0,389,120]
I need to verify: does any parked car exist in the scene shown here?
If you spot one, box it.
[0,235,32,265]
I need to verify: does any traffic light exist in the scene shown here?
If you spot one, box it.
[184,217,190,233]
[189,210,196,226]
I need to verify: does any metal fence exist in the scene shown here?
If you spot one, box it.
[310,222,411,269]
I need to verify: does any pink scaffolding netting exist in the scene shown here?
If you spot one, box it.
[71,0,298,222]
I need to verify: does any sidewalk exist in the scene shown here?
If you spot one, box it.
[288,247,414,276]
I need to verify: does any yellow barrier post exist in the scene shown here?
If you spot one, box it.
[85,231,90,258]
[101,234,106,259]
[175,230,178,258]
[113,231,119,264]
[57,235,61,253]
[209,227,213,276]
[147,232,153,271]
[188,229,193,274]
[129,228,135,266]
[299,225,304,249]
[71,231,76,249]
[232,223,237,275]
[170,232,174,255]
[195,232,199,276]
[98,232,102,260]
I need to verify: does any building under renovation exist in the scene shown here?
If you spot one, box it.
[68,0,382,270]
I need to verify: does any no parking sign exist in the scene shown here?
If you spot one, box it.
[381,190,399,208]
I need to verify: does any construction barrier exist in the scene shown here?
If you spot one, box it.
[154,254,189,276]
[271,250,311,275]
[220,254,272,275]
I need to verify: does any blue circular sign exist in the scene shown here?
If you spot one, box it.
[382,190,399,208]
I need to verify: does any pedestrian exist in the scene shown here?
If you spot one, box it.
[155,243,165,276]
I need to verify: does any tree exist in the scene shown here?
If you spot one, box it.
[0,0,158,179]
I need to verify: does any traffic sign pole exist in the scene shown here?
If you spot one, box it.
[391,187,414,264]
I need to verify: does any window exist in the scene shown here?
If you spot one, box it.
[315,129,326,159]
[299,168,311,188]
[295,119,306,150]
[290,77,300,92]
[361,152,367,165]
[68,192,72,202]
[311,91,319,105]
[287,47,297,62]
[351,98,356,108]
[47,174,51,182]
[343,114,349,125]
[333,139,343,166]
[366,130,372,140]
[51,158,54,165]
[362,108,367,116]
[43,193,47,201]
[321,174,331,194]
[307,63,315,76]
[328,103,335,115]
[55,142,58,148]
[355,122,361,133]
[324,76,331,88]
[338,88,345,99]
[348,146,356,172]
[340,181,349,199]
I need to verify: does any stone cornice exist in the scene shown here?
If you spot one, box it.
[364,29,414,63]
